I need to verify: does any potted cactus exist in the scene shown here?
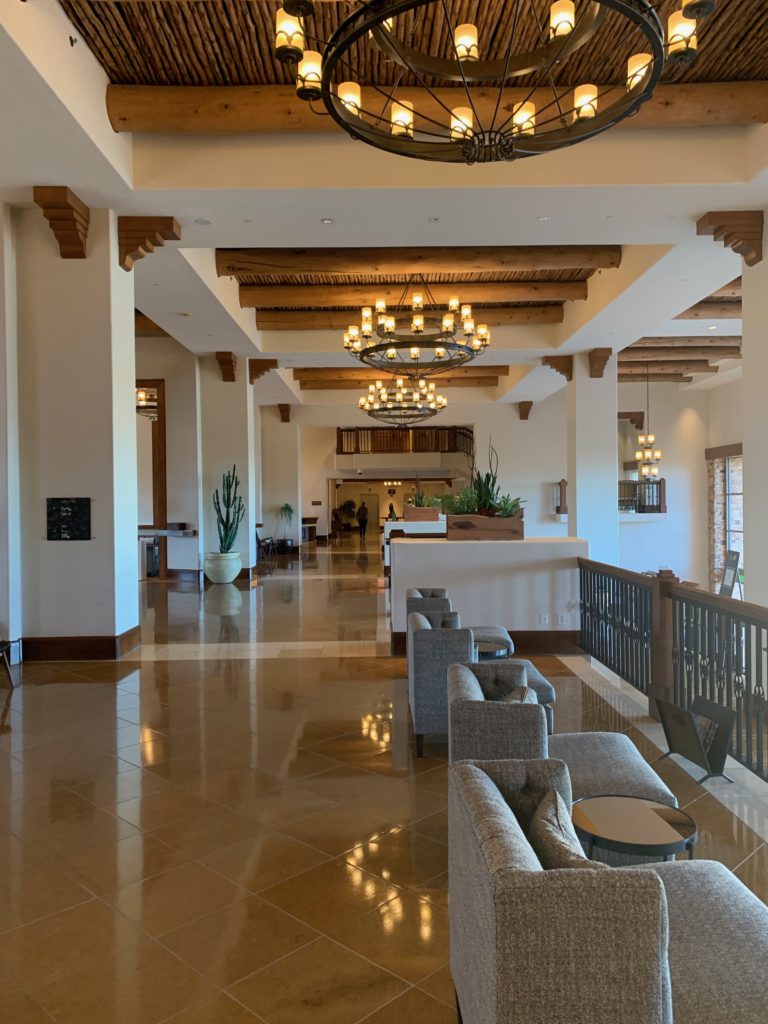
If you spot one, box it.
[446,443,524,540]
[204,465,246,583]
[403,490,441,522]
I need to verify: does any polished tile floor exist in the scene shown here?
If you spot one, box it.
[1,536,766,1023]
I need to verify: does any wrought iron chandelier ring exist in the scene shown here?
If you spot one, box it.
[350,336,479,376]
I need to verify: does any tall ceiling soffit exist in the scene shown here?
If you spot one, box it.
[61,1,768,88]
[214,244,622,330]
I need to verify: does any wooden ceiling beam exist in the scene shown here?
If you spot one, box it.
[696,211,763,267]
[542,356,573,382]
[107,83,768,135]
[135,311,169,338]
[630,336,741,347]
[518,401,533,421]
[256,306,563,330]
[617,361,719,374]
[588,348,612,378]
[32,186,90,259]
[619,373,693,383]
[218,246,621,278]
[293,366,508,380]
[215,352,237,382]
[620,346,740,361]
[675,301,742,320]
[297,376,499,390]
[710,278,742,300]
[278,404,291,423]
[118,216,181,272]
[248,358,279,383]
[618,411,644,430]
[239,280,588,308]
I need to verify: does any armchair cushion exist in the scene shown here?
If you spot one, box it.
[407,587,448,599]
[503,686,536,705]
[529,789,607,870]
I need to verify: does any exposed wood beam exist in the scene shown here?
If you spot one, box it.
[215,352,237,382]
[675,301,742,320]
[696,211,763,268]
[257,306,563,330]
[588,348,612,379]
[135,311,169,338]
[118,216,181,272]
[631,336,741,347]
[32,186,89,259]
[620,346,740,361]
[542,356,573,382]
[293,366,508,381]
[618,361,719,374]
[710,278,741,300]
[278,404,291,423]
[218,246,622,278]
[248,358,279,383]
[618,411,644,431]
[619,373,692,383]
[239,281,589,308]
[518,401,533,421]
[107,83,768,135]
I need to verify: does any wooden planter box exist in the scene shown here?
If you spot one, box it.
[446,511,524,540]
[403,506,440,522]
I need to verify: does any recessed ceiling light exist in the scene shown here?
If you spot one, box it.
[243,218,253,224]
[708,325,717,331]
[427,216,440,223]
[176,312,192,318]
[537,215,552,222]
[194,218,213,226]
[321,217,334,225]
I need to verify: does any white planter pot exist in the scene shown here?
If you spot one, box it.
[203,583,243,616]
[203,551,242,584]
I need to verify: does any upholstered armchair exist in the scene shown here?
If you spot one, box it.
[448,661,557,734]
[405,587,452,618]
[408,611,474,755]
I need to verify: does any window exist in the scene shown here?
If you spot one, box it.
[725,455,743,573]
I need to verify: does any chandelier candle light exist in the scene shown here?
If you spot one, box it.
[635,366,662,479]
[359,376,448,427]
[275,0,715,164]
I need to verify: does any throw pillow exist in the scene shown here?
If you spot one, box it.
[529,789,608,870]
[503,686,537,705]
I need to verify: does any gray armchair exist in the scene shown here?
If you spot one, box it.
[408,611,474,756]
[448,661,557,733]
[405,587,452,619]
[448,674,675,808]
[450,759,768,1024]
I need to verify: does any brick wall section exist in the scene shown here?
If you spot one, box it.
[708,457,727,590]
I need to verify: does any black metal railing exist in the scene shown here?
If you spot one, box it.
[671,586,768,781]
[579,559,653,694]
[337,425,474,456]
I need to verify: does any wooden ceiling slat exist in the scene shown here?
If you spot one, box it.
[217,246,622,278]
[675,301,742,320]
[258,306,563,329]
[234,268,592,286]
[239,281,588,307]
[630,336,741,347]
[619,346,740,361]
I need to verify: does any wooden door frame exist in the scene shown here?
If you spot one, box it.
[136,378,167,578]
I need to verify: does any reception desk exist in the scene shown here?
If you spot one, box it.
[390,536,588,653]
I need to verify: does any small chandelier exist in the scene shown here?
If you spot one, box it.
[275,0,715,165]
[358,375,447,426]
[635,367,662,478]
[135,386,158,422]
[343,276,490,379]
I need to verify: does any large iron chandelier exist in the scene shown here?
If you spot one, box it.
[358,375,448,425]
[275,0,714,165]
[343,275,490,378]
[635,365,662,478]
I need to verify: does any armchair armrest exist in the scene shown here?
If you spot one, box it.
[449,700,548,763]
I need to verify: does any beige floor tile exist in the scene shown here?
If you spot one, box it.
[734,843,768,902]
[35,940,218,1024]
[229,937,406,1024]
[0,847,94,932]
[0,898,145,994]
[0,976,54,1023]
[335,891,450,983]
[159,894,317,985]
[226,783,339,827]
[115,788,216,831]
[260,857,401,932]
[416,964,456,1008]
[685,792,764,868]
[280,798,406,857]
[160,993,261,1023]
[149,807,269,859]
[200,832,330,892]
[650,756,707,808]
[411,809,449,846]
[64,832,189,896]
[11,805,139,858]
[360,986,457,1023]
[346,827,448,890]
[294,764,395,805]
[107,861,245,936]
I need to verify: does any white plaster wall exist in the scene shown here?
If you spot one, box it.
[16,207,138,637]
[136,415,154,524]
[200,356,256,565]
[252,399,262,525]
[706,379,742,448]
[617,382,708,585]
[261,406,301,544]
[0,207,21,648]
[300,426,335,538]
[135,336,204,570]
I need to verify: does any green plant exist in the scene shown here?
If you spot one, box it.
[213,465,246,553]
[496,495,522,518]
[279,503,294,537]
[412,490,428,507]
[340,499,356,521]
[450,487,479,515]
[469,440,501,513]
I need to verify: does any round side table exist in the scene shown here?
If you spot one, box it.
[572,794,698,861]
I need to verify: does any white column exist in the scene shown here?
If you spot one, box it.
[200,356,257,569]
[0,207,21,656]
[567,351,619,564]
[16,207,139,650]
[261,406,301,546]
[741,243,768,604]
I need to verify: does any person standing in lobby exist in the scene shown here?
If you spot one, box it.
[357,501,369,541]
